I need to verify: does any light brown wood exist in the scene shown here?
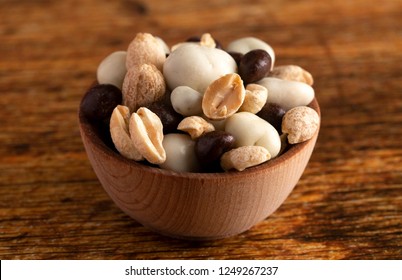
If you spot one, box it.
[79,94,320,239]
[1,0,401,259]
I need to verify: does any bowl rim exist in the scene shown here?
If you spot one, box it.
[78,85,320,180]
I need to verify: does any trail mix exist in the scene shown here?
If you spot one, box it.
[81,33,319,172]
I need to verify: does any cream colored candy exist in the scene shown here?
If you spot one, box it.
[256,77,314,111]
[163,44,237,93]
[159,133,200,173]
[225,112,281,158]
[170,86,203,116]
[97,51,127,90]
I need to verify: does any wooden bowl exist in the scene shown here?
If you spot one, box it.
[78,89,320,240]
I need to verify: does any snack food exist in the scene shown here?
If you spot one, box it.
[82,32,319,173]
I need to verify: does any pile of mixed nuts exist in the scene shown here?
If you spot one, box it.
[81,33,320,172]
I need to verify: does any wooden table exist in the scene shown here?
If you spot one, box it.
[1,0,401,260]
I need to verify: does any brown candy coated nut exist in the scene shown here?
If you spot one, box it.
[147,100,183,134]
[80,84,122,121]
[239,49,272,84]
[257,102,286,133]
[195,131,235,166]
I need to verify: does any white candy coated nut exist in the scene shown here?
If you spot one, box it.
[225,112,281,158]
[256,77,314,111]
[97,51,127,90]
[226,37,275,70]
[269,65,314,86]
[122,63,166,112]
[109,105,143,161]
[177,116,215,139]
[126,33,166,71]
[239,84,268,114]
[282,106,320,144]
[159,133,201,173]
[155,36,170,55]
[220,146,271,171]
[163,44,237,93]
[129,107,166,164]
[170,86,203,116]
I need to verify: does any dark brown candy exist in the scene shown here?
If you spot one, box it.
[257,102,286,133]
[227,51,243,67]
[147,100,183,134]
[195,131,235,172]
[238,49,272,84]
[80,84,122,121]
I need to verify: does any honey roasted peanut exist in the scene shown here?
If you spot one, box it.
[110,105,143,161]
[202,73,246,120]
[239,83,268,114]
[220,146,271,171]
[177,116,215,139]
[129,107,166,164]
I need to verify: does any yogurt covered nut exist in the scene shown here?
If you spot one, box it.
[256,77,315,111]
[126,33,166,71]
[97,51,127,90]
[159,133,200,173]
[170,86,203,116]
[163,43,237,93]
[225,111,281,158]
[282,106,320,144]
[226,37,275,70]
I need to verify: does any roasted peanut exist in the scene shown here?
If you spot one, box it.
[109,105,143,161]
[202,73,245,120]
[239,83,268,114]
[282,106,320,144]
[220,146,271,171]
[129,107,166,164]
[177,116,215,139]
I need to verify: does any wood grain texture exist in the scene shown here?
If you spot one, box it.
[0,0,401,259]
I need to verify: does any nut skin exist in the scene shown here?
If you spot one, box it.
[80,84,122,122]
[282,106,320,144]
[257,102,286,133]
[147,99,183,134]
[126,33,166,71]
[122,63,166,112]
[195,131,235,172]
[268,65,314,86]
[239,49,272,84]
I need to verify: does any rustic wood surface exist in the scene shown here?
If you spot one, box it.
[0,0,401,259]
